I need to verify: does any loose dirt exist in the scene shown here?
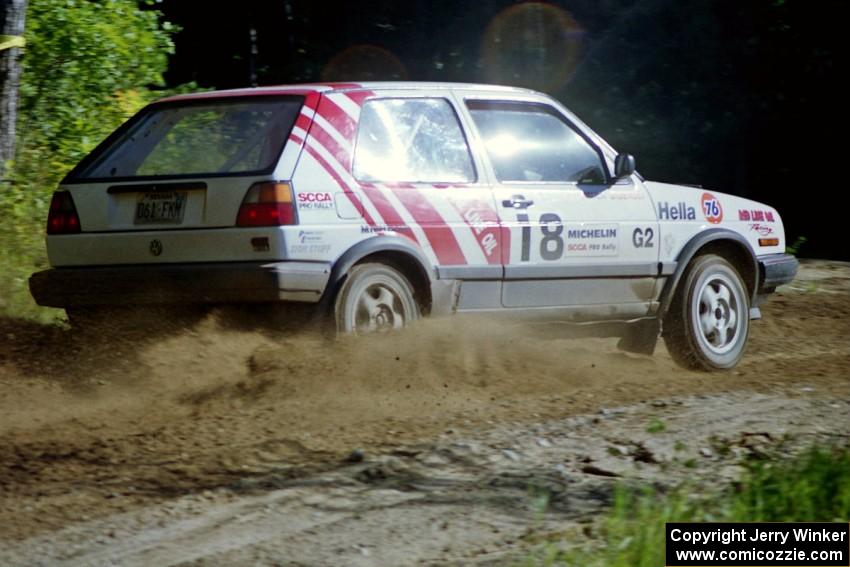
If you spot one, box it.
[0,259,847,565]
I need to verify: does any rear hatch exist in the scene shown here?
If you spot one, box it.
[50,95,307,266]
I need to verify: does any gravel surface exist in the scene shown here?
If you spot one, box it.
[0,259,847,565]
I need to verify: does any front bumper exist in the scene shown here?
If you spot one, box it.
[758,253,799,291]
[29,261,331,308]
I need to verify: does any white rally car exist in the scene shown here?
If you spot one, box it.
[29,82,797,370]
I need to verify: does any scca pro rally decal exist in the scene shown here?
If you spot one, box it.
[566,224,618,256]
[297,192,334,210]
[701,192,723,224]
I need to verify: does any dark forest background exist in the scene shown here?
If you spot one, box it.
[158,0,848,260]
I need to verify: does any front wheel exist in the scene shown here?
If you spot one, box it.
[663,254,750,371]
[334,263,420,334]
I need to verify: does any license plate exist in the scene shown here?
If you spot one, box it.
[134,191,187,224]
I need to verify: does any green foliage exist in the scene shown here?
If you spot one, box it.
[526,445,850,567]
[730,445,850,522]
[1,0,183,320]
[17,0,173,173]
[645,418,666,434]
[786,236,807,256]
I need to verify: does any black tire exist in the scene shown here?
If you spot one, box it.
[663,254,750,371]
[334,263,420,334]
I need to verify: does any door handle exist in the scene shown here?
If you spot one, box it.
[501,195,534,209]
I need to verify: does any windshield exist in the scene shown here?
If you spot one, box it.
[71,96,303,181]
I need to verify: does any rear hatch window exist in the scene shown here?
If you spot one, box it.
[68,96,303,182]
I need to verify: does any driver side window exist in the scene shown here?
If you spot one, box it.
[466,101,607,184]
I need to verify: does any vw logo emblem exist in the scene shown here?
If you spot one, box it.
[149,239,163,257]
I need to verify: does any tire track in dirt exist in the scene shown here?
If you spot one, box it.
[2,392,848,566]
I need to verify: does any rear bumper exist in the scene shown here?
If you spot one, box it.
[29,261,331,308]
[758,253,799,291]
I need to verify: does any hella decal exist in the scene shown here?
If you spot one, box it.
[658,201,696,220]
[701,192,723,224]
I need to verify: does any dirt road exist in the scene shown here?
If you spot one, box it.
[0,259,848,565]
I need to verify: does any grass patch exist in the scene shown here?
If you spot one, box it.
[0,180,66,323]
[525,444,850,566]
[0,203,62,323]
[645,418,666,434]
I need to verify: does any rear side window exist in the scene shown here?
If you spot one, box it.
[72,97,303,180]
[353,98,476,183]
[466,101,607,184]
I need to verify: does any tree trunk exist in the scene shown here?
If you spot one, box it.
[0,0,27,179]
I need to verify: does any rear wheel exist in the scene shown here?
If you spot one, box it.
[663,254,750,371]
[334,263,420,334]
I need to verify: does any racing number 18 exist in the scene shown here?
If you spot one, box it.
[517,213,564,262]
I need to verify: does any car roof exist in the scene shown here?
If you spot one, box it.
[156,82,540,104]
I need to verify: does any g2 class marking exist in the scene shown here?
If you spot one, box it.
[632,227,655,248]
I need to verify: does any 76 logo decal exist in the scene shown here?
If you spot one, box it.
[701,192,723,224]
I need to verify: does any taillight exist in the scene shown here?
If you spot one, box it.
[46,191,81,234]
[236,182,297,227]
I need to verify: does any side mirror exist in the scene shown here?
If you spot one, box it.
[614,153,636,180]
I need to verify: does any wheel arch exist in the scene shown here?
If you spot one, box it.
[319,236,436,315]
[659,229,759,319]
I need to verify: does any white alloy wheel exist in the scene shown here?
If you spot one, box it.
[334,263,419,334]
[664,254,750,370]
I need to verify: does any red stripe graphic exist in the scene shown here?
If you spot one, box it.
[304,117,352,171]
[302,89,471,265]
[386,183,467,265]
[360,183,420,243]
[310,82,363,91]
[291,132,377,228]
[307,118,419,243]
[302,92,321,111]
[448,193,504,265]
[315,96,358,141]
[343,90,372,107]
[333,91,468,265]
[312,94,428,247]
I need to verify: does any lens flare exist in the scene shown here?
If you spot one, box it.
[321,45,408,82]
[481,2,584,92]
